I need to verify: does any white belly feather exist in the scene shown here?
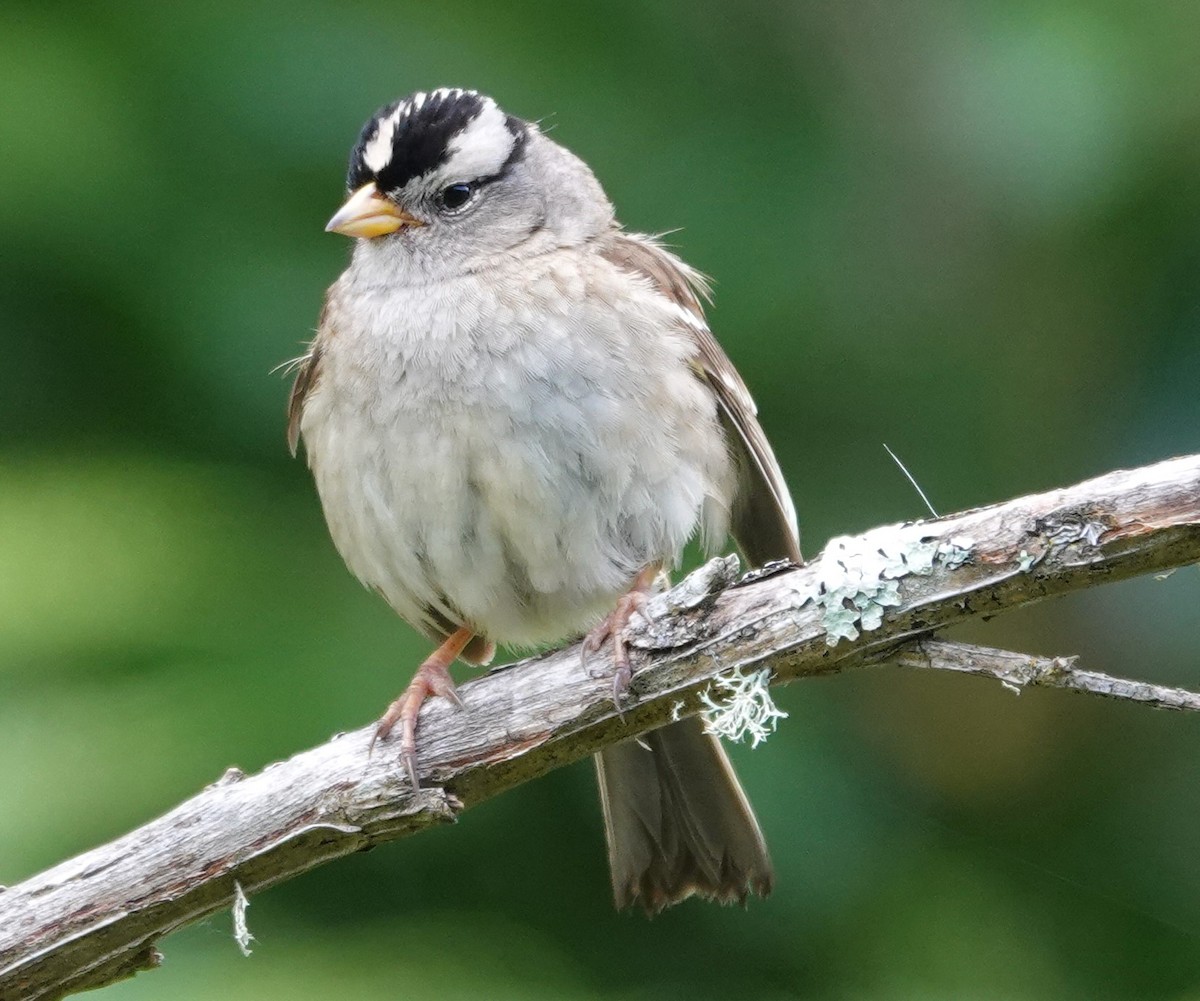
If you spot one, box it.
[300,252,733,647]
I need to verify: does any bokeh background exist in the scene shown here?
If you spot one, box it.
[3,2,1199,998]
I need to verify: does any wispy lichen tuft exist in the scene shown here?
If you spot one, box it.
[699,667,788,748]
[232,881,255,957]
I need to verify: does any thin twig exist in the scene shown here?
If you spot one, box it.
[889,638,1200,711]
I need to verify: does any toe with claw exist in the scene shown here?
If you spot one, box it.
[581,564,661,708]
[371,626,474,789]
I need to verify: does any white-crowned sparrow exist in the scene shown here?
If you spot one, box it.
[288,88,801,913]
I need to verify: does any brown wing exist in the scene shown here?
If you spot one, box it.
[286,342,321,457]
[286,295,336,458]
[599,232,801,566]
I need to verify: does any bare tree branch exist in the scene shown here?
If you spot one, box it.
[2,453,1198,1000]
[888,638,1200,710]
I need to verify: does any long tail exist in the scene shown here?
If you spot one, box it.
[594,716,773,913]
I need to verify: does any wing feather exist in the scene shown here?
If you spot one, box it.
[599,232,801,565]
[286,343,321,457]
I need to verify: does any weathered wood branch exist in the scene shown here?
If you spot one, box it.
[2,453,1198,1001]
[890,638,1200,710]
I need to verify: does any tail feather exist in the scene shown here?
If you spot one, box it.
[595,716,773,913]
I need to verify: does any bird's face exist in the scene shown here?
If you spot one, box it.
[327,89,614,279]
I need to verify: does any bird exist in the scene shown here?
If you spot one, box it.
[287,88,801,913]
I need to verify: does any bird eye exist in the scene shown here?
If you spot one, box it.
[438,182,475,212]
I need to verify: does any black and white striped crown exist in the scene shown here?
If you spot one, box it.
[347,88,528,194]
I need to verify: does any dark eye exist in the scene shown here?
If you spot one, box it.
[438,182,475,212]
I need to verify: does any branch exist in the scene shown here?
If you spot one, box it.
[889,638,1200,710]
[3,453,1199,1000]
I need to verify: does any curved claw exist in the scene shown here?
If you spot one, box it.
[612,654,632,707]
[372,628,473,788]
[581,567,658,712]
[581,628,609,680]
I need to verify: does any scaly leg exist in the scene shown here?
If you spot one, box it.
[582,564,662,705]
[374,627,475,789]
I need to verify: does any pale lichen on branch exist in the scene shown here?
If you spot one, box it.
[814,530,973,643]
[699,667,788,747]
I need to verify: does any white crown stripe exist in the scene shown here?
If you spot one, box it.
[362,106,401,174]
[444,99,516,181]
[359,89,512,181]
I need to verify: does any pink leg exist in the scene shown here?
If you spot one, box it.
[374,627,474,789]
[582,564,661,705]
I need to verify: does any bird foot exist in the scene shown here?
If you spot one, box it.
[372,629,472,789]
[582,566,660,706]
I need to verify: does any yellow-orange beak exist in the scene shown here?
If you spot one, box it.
[325,183,424,238]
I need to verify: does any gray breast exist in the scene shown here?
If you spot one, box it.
[301,251,733,647]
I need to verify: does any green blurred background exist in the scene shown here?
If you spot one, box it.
[3,2,1199,998]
